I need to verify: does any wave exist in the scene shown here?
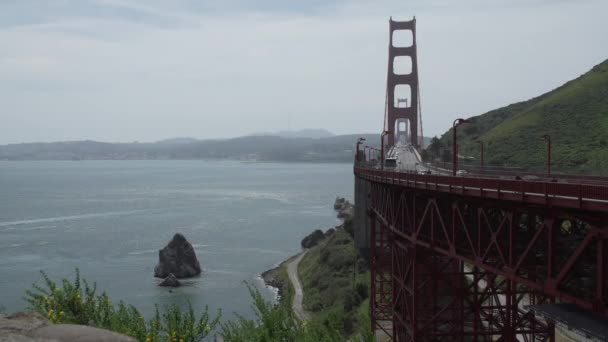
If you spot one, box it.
[0,209,150,229]
[127,248,158,256]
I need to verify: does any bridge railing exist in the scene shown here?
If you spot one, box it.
[355,166,608,211]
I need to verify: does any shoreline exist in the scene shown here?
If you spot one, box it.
[260,253,301,303]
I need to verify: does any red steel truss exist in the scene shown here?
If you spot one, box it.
[361,167,608,341]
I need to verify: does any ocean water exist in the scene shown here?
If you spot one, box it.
[0,160,352,321]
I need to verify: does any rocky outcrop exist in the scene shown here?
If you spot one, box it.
[0,311,135,342]
[261,266,286,300]
[333,197,346,210]
[324,228,336,237]
[334,197,353,220]
[158,273,181,287]
[301,229,325,248]
[154,233,201,279]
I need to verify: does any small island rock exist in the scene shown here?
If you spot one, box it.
[159,273,181,287]
[154,233,201,278]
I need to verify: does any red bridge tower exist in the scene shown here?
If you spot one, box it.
[385,18,422,148]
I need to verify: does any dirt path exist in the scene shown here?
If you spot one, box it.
[287,250,310,321]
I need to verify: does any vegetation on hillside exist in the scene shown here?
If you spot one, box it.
[298,218,373,339]
[24,268,346,341]
[25,269,220,342]
[428,59,608,174]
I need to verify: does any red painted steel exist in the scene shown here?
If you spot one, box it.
[359,165,608,340]
[365,17,608,341]
[385,18,421,148]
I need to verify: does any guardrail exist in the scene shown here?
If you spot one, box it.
[354,166,608,212]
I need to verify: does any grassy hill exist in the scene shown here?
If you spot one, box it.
[298,219,372,339]
[433,58,608,174]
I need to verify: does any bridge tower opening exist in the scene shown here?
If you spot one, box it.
[384,18,421,149]
[395,119,410,145]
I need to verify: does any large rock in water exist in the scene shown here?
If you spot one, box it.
[159,273,181,287]
[154,233,201,278]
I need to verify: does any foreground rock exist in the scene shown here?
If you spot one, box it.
[0,312,135,342]
[154,233,201,279]
[301,229,325,248]
[158,273,181,287]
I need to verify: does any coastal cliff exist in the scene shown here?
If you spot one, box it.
[261,197,371,339]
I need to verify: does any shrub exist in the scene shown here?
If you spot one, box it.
[355,282,369,300]
[220,283,341,341]
[343,218,354,237]
[25,269,220,342]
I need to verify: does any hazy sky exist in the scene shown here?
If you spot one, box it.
[1,0,607,144]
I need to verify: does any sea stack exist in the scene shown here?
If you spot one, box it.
[154,233,201,279]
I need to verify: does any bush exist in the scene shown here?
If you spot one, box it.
[355,282,369,300]
[220,284,342,341]
[25,269,220,342]
[344,218,354,237]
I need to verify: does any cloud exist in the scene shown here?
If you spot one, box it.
[0,0,607,143]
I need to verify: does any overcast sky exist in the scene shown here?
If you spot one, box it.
[1,0,607,144]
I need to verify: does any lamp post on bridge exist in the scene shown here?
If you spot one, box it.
[452,118,469,176]
[543,134,551,176]
[356,137,366,163]
[381,131,392,170]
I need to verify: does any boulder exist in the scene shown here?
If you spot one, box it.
[154,233,201,278]
[333,197,346,210]
[31,324,136,342]
[337,205,354,219]
[158,273,181,287]
[301,229,325,248]
[0,311,136,342]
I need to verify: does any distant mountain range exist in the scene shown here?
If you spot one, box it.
[250,128,335,139]
[0,133,381,163]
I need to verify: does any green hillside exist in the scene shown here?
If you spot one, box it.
[432,58,608,174]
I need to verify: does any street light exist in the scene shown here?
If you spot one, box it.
[356,138,366,163]
[543,134,551,176]
[452,118,469,176]
[381,131,392,170]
